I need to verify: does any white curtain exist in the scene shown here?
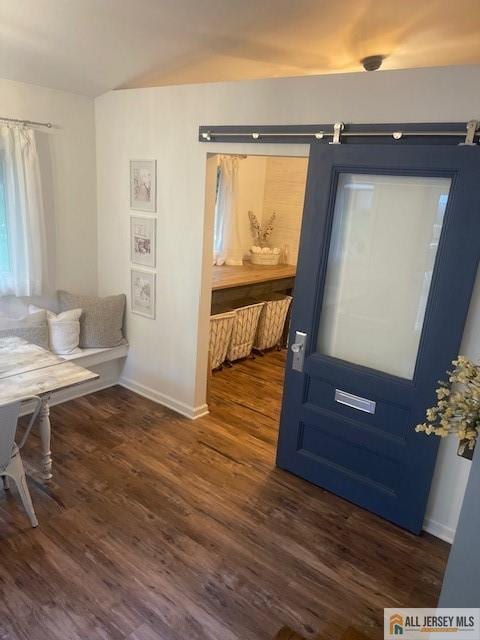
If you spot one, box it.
[0,125,47,296]
[213,155,243,266]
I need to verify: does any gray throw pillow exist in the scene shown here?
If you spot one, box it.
[0,310,49,349]
[58,291,126,348]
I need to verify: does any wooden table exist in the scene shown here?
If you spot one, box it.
[211,263,296,309]
[0,337,98,481]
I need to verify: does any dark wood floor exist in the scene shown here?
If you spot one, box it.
[0,350,449,640]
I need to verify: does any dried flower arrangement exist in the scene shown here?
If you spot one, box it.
[416,356,480,456]
[248,211,276,247]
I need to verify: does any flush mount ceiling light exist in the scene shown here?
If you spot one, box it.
[360,55,386,71]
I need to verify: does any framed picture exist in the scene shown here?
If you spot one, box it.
[131,269,156,319]
[130,160,156,212]
[130,216,156,268]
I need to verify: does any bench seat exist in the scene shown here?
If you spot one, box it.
[1,291,129,408]
[47,343,129,407]
[61,343,129,366]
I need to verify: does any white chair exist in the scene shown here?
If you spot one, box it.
[1,396,41,527]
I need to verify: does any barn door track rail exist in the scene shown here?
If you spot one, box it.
[199,120,479,146]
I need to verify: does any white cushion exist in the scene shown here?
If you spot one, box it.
[29,305,82,355]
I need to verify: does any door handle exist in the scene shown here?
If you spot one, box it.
[291,331,307,372]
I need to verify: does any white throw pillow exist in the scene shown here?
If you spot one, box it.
[29,305,82,354]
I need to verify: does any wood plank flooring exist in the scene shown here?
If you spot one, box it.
[0,350,449,640]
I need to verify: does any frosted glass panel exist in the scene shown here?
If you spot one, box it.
[317,173,450,379]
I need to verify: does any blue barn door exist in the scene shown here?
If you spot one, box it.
[276,143,480,533]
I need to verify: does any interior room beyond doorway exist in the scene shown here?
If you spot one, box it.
[206,153,308,395]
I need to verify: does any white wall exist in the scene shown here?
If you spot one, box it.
[425,272,480,541]
[95,64,480,540]
[0,78,97,294]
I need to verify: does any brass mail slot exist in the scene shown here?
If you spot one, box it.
[334,389,376,414]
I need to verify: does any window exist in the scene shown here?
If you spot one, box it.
[0,126,46,295]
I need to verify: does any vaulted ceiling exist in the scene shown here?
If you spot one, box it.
[1,0,480,97]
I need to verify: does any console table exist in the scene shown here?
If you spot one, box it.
[211,263,296,309]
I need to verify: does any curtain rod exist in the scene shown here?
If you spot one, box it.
[0,116,52,129]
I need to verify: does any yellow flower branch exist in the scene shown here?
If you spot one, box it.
[415,356,480,455]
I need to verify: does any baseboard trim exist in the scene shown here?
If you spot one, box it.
[423,517,455,544]
[119,376,209,420]
[191,403,210,419]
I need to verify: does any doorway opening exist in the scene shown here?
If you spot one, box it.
[203,152,308,421]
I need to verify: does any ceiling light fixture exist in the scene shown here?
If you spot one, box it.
[360,55,385,72]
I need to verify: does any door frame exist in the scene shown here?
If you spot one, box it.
[199,147,310,411]
[198,120,479,414]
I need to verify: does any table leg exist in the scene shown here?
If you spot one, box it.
[38,395,53,482]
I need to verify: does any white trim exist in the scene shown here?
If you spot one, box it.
[423,517,455,544]
[61,344,129,367]
[120,376,209,420]
[191,403,209,419]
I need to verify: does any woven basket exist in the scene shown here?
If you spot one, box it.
[250,252,280,266]
[209,311,236,370]
[227,302,264,361]
[254,296,293,351]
